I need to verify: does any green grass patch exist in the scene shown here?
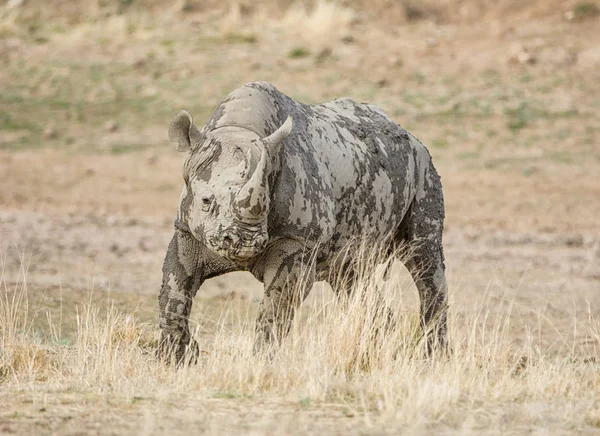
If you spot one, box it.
[457,151,480,160]
[298,397,312,407]
[409,71,426,85]
[288,47,310,58]
[572,2,600,19]
[505,101,579,132]
[0,112,38,133]
[109,144,146,154]
[0,111,40,150]
[223,33,257,44]
[549,151,575,164]
[431,138,449,149]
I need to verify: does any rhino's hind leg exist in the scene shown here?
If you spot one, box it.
[252,239,315,356]
[399,163,449,355]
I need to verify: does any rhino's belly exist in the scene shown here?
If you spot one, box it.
[332,182,411,244]
[319,136,416,249]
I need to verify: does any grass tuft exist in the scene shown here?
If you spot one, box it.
[288,47,310,59]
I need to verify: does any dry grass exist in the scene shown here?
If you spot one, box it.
[279,0,355,48]
[1,243,599,434]
[0,0,581,27]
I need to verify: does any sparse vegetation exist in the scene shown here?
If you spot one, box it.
[505,101,580,133]
[288,47,310,58]
[1,246,599,433]
[570,2,600,20]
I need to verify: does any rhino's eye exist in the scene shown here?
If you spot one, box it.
[201,197,212,212]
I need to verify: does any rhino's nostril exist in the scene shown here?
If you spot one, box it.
[255,237,267,250]
[222,235,233,249]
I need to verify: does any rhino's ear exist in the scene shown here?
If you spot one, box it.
[262,116,293,152]
[168,110,205,152]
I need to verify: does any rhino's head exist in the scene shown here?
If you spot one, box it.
[168,110,293,261]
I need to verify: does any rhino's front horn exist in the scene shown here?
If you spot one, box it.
[232,117,293,223]
[233,146,270,223]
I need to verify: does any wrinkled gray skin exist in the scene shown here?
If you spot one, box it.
[157,81,448,363]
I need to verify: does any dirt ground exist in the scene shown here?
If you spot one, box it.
[1,0,599,434]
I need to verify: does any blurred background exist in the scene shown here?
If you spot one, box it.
[0,0,598,344]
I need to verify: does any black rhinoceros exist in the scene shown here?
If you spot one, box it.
[158,81,448,362]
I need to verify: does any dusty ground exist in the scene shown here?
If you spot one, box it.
[1,0,599,434]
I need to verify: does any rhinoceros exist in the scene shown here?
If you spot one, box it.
[157,81,448,362]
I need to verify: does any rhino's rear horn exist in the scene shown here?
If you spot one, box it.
[168,110,206,152]
[263,116,293,152]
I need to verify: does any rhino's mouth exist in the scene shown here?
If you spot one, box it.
[207,231,268,261]
[227,246,259,261]
[213,244,259,261]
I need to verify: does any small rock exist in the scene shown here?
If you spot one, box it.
[132,57,147,69]
[388,56,403,68]
[104,120,118,133]
[375,77,389,88]
[173,0,193,13]
[508,43,536,65]
[340,34,355,44]
[107,216,118,225]
[125,218,139,226]
[43,126,58,140]
[517,50,534,64]
[564,235,584,247]
[7,0,25,9]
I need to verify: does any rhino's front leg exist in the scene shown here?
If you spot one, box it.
[157,230,202,363]
[157,229,233,364]
[252,240,315,356]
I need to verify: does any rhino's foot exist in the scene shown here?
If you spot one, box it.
[252,328,278,361]
[156,333,200,366]
[424,328,450,359]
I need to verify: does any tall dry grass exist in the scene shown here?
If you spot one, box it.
[1,242,599,429]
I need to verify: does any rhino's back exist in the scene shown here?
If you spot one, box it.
[295,97,425,250]
[207,82,429,253]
